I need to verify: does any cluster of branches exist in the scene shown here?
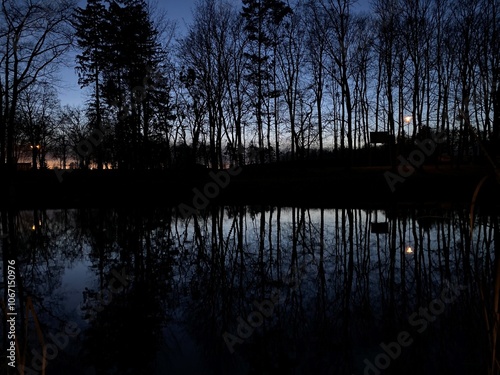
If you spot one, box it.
[0,0,76,170]
[1,0,499,170]
[174,0,500,168]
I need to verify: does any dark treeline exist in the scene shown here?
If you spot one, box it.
[0,0,499,170]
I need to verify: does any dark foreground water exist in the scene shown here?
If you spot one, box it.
[0,206,498,375]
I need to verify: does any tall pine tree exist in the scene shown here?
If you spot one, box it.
[74,0,162,169]
[74,0,108,169]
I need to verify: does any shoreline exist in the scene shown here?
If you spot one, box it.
[0,164,498,210]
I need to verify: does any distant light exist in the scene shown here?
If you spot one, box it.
[406,246,413,254]
[31,225,36,231]
[404,116,412,124]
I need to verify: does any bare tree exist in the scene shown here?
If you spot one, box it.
[373,0,401,157]
[179,0,250,168]
[59,105,92,169]
[276,1,307,160]
[17,82,61,169]
[0,0,76,169]
[319,0,357,164]
[306,0,331,158]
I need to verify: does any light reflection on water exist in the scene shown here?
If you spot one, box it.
[0,206,497,374]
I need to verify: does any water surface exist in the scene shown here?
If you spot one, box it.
[0,206,496,374]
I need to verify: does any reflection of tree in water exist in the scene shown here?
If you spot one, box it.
[11,210,65,302]
[78,208,172,375]
[81,281,164,374]
[1,206,497,374]
[168,206,495,374]
[0,208,88,374]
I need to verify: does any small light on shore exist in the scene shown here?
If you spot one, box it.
[31,225,36,231]
[406,246,413,254]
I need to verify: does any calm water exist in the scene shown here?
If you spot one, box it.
[0,206,497,374]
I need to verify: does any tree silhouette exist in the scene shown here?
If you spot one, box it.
[0,0,75,169]
[74,0,108,170]
[241,0,292,163]
[74,0,164,170]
